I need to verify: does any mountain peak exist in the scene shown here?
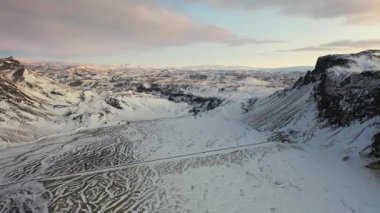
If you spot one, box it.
[314,50,380,74]
[245,50,380,130]
[0,56,21,70]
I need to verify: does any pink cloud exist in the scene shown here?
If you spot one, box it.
[287,39,380,52]
[0,0,278,57]
[189,0,380,24]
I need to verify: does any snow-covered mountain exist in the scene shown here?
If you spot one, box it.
[0,57,84,142]
[178,65,312,72]
[244,50,380,167]
[1,52,380,213]
[0,58,193,143]
[0,57,304,143]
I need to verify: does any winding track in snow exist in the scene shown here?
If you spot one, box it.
[0,140,274,187]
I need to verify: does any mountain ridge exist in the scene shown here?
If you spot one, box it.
[244,50,380,166]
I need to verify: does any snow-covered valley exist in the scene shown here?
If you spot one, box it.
[0,51,379,213]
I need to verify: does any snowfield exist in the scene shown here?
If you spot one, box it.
[0,52,379,213]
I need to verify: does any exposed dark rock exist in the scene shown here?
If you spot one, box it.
[73,72,83,77]
[131,83,223,114]
[0,56,20,70]
[275,50,380,169]
[358,132,380,169]
[368,132,380,158]
[293,71,317,88]
[50,91,64,96]
[365,160,380,169]
[12,67,26,82]
[0,62,11,71]
[241,98,258,112]
[105,97,123,109]
[64,111,73,117]
[290,50,380,127]
[189,74,208,80]
[361,71,380,79]
[68,80,83,87]
[72,114,84,122]
[313,55,353,74]
[314,71,380,126]
[79,92,85,101]
[161,89,222,114]
[0,79,34,105]
[185,96,223,115]
[268,130,302,144]
[339,77,351,87]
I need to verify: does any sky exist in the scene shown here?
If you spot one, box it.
[1,0,380,67]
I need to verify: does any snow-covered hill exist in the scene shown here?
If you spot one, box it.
[0,57,83,142]
[244,50,380,166]
[0,58,193,143]
[1,57,303,143]
[0,52,380,213]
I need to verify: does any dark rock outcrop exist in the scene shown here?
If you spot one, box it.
[12,67,26,82]
[244,50,380,169]
[0,56,20,71]
[131,83,223,114]
[105,97,123,109]
[293,50,380,126]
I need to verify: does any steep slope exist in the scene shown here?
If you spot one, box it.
[0,57,191,143]
[243,50,380,165]
[0,57,84,142]
[298,50,380,126]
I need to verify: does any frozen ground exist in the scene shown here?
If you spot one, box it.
[0,58,379,212]
[0,100,379,213]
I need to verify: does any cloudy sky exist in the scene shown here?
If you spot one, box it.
[1,0,380,67]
